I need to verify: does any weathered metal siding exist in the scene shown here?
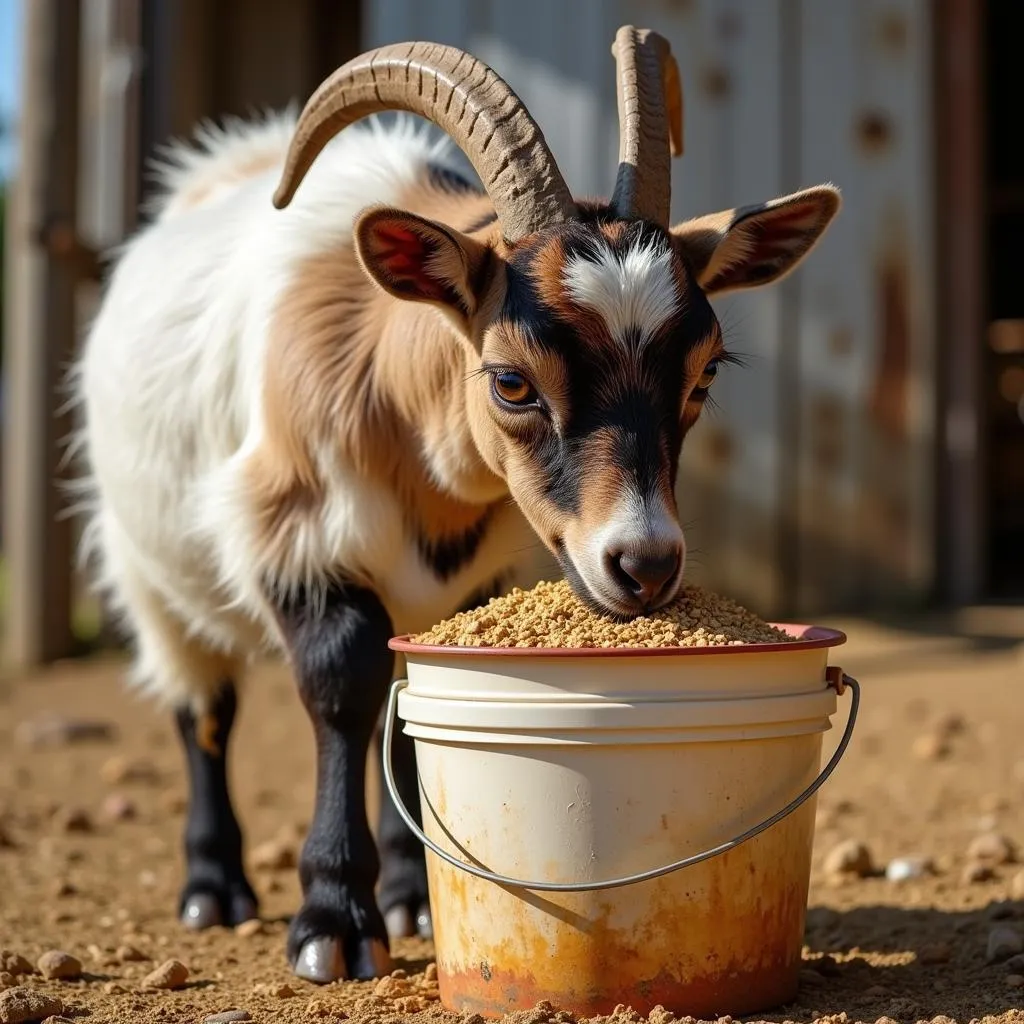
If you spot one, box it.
[364,0,936,618]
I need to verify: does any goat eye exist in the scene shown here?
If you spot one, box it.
[696,360,720,390]
[492,371,536,407]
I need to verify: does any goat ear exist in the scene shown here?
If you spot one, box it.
[670,185,841,296]
[354,207,489,322]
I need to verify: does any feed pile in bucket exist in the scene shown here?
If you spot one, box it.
[411,579,795,648]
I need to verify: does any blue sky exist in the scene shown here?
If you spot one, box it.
[0,0,23,181]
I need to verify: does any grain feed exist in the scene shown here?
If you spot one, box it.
[412,579,795,649]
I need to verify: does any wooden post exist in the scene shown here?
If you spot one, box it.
[935,0,986,605]
[2,0,83,667]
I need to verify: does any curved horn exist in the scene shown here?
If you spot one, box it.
[610,26,684,227]
[273,42,577,242]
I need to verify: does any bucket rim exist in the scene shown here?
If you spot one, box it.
[389,622,846,658]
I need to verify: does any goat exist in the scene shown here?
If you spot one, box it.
[73,26,840,984]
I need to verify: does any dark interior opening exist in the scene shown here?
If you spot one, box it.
[984,0,1024,597]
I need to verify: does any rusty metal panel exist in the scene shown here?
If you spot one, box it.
[794,0,936,613]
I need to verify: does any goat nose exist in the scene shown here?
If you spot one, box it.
[609,548,681,606]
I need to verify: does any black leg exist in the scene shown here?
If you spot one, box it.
[175,681,258,929]
[375,576,506,940]
[375,709,431,938]
[273,580,394,984]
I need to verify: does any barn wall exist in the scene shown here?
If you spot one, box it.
[365,0,937,618]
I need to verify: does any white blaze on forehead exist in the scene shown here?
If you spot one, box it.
[562,237,681,343]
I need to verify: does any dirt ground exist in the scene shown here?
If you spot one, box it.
[1,606,1022,1024]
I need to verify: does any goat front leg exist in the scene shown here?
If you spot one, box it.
[274,580,394,983]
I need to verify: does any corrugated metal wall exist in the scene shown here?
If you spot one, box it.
[365,0,936,619]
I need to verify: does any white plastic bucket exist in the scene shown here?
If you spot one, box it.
[385,626,857,1020]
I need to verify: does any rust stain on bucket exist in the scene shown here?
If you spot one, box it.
[427,805,815,1019]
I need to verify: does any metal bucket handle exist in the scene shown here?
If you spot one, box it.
[381,670,859,893]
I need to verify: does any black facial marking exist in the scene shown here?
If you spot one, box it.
[494,219,719,525]
[416,509,493,581]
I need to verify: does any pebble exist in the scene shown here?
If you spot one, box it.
[115,945,147,963]
[204,1013,252,1023]
[102,983,126,994]
[911,732,949,761]
[967,832,1017,865]
[1005,953,1024,972]
[918,943,952,965]
[864,985,889,997]
[15,714,114,748]
[100,794,137,822]
[99,756,159,786]
[0,988,64,1024]
[141,959,189,990]
[823,839,875,878]
[961,862,993,884]
[1007,974,1024,989]
[424,963,438,981]
[886,856,934,882]
[52,807,92,834]
[41,1018,75,1024]
[250,838,296,872]
[987,925,1024,963]
[233,919,263,938]
[0,954,33,978]
[36,952,81,981]
[1010,868,1024,900]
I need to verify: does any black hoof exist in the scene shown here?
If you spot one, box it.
[179,880,258,931]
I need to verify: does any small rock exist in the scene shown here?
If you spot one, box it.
[115,945,146,963]
[268,983,295,999]
[424,963,438,982]
[205,1013,252,1024]
[233,919,263,938]
[918,943,952,965]
[102,982,126,994]
[0,987,64,1024]
[987,926,1024,963]
[823,839,875,878]
[967,832,1017,865]
[864,985,889,997]
[1007,974,1024,989]
[1005,953,1024,972]
[911,732,949,761]
[886,856,934,882]
[250,839,296,872]
[141,959,189,990]
[961,862,994,884]
[50,881,76,899]
[138,870,157,889]
[53,808,92,834]
[988,901,1015,920]
[0,954,33,979]
[100,756,159,786]
[1010,869,1024,900]
[100,794,137,822]
[36,951,81,981]
[41,1018,75,1024]
[15,714,114,748]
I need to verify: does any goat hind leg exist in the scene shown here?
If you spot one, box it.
[274,580,394,984]
[176,679,258,929]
